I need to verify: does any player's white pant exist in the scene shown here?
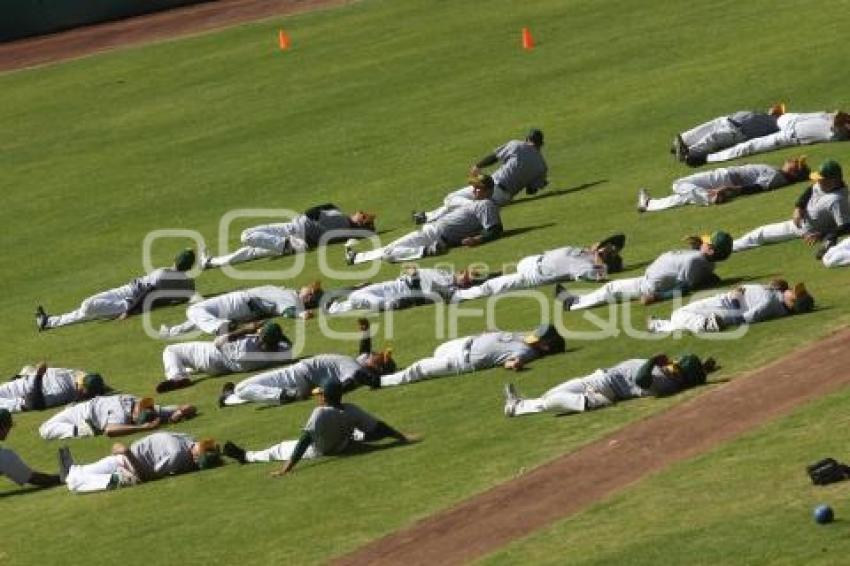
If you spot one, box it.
[223,368,311,406]
[680,117,746,158]
[644,177,714,211]
[245,440,319,462]
[732,219,805,252]
[706,129,796,163]
[381,338,473,387]
[205,223,307,268]
[66,454,138,493]
[0,397,24,412]
[39,404,95,440]
[352,225,444,264]
[512,372,615,416]
[326,280,411,313]
[162,343,231,380]
[45,290,128,328]
[823,238,850,268]
[568,277,646,310]
[425,185,513,221]
[454,255,548,301]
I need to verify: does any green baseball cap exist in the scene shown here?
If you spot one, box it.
[174,248,196,272]
[811,159,843,181]
[82,373,106,395]
[259,321,284,346]
[676,354,707,386]
[0,408,12,429]
[702,231,733,261]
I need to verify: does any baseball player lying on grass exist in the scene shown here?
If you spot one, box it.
[452,234,626,302]
[218,319,395,406]
[36,249,196,331]
[346,175,502,264]
[201,205,375,269]
[0,362,106,413]
[325,266,485,314]
[40,395,196,440]
[637,157,810,212]
[222,380,415,477]
[695,111,850,165]
[413,128,548,224]
[1,409,61,488]
[156,321,292,393]
[504,354,716,417]
[822,237,850,267]
[378,324,565,388]
[733,159,850,258]
[672,104,785,164]
[647,281,814,334]
[159,282,323,338]
[58,433,221,493]
[556,232,733,311]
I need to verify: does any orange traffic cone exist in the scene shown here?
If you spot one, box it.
[521,27,534,50]
[278,29,291,50]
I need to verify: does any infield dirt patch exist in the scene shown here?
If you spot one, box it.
[0,0,350,72]
[334,328,850,565]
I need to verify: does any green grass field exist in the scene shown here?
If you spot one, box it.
[1,0,849,564]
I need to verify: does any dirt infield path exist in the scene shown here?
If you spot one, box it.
[335,328,850,565]
[0,0,349,73]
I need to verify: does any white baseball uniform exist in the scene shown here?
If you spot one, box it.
[647,284,789,334]
[823,237,850,267]
[509,359,681,416]
[423,140,548,221]
[733,183,850,251]
[680,111,778,159]
[352,200,501,264]
[327,268,456,314]
[162,335,292,383]
[454,246,605,302]
[39,395,178,440]
[66,432,196,492]
[160,285,302,337]
[43,268,194,329]
[244,403,379,463]
[205,205,366,268]
[222,354,368,406]
[568,250,716,310]
[380,331,541,387]
[643,164,789,212]
[707,112,847,163]
[0,446,33,486]
[0,367,83,413]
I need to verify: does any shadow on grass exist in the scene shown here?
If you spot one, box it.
[512,179,609,205]
[0,485,57,499]
[501,223,557,240]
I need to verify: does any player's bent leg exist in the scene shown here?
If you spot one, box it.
[207,246,277,268]
[570,277,642,310]
[822,239,850,268]
[732,220,802,252]
[644,194,692,212]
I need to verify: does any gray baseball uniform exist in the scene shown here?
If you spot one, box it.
[328,268,457,313]
[39,395,178,440]
[734,184,850,251]
[43,268,194,329]
[644,164,789,211]
[352,200,502,264]
[569,250,715,310]
[455,246,604,301]
[244,403,381,463]
[223,354,366,406]
[679,111,779,159]
[0,446,33,486]
[708,112,847,163]
[648,284,790,333]
[0,367,82,413]
[160,285,301,337]
[162,335,292,383]
[510,359,684,415]
[380,331,540,387]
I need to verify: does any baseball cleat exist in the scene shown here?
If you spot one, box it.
[637,188,650,213]
[58,446,74,483]
[35,306,48,332]
[412,211,427,225]
[223,441,247,464]
[155,377,192,394]
[344,248,357,266]
[554,284,577,311]
[673,134,688,162]
[199,250,213,270]
[704,313,722,333]
[646,316,659,332]
[218,382,235,408]
[685,154,707,167]
[279,237,293,256]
